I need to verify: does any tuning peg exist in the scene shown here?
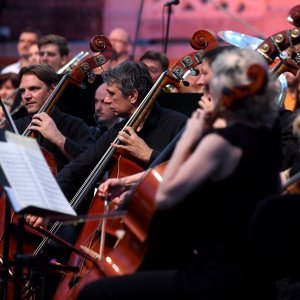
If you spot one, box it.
[182,80,190,87]
[87,72,96,84]
[291,51,300,65]
[190,68,200,76]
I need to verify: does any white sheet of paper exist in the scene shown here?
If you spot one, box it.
[0,132,76,216]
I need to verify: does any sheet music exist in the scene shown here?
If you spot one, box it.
[0,131,76,216]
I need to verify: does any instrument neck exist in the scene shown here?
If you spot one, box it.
[0,98,19,134]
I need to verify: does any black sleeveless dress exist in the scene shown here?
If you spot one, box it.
[144,122,282,299]
[171,123,282,299]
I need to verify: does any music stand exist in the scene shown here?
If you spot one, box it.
[0,188,12,300]
[1,187,79,300]
[0,132,78,300]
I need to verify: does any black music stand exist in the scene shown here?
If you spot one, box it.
[1,186,79,300]
[0,188,12,300]
[0,131,78,300]
[0,187,45,300]
[0,101,20,299]
[13,207,26,300]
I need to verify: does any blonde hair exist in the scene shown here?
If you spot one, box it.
[210,48,278,126]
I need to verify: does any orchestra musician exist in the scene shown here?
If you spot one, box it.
[9,64,94,171]
[18,60,186,299]
[139,50,169,82]
[196,46,300,178]
[38,34,70,73]
[91,82,122,139]
[77,48,282,300]
[0,63,95,299]
[38,33,104,126]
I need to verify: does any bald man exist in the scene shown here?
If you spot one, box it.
[108,27,132,68]
[92,82,121,138]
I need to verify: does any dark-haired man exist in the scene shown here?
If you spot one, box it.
[38,34,70,72]
[139,50,169,82]
[13,64,94,171]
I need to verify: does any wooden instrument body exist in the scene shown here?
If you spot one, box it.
[52,161,166,300]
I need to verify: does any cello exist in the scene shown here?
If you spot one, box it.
[52,29,218,300]
[0,34,113,300]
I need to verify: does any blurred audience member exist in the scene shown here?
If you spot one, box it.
[108,27,132,68]
[1,27,40,74]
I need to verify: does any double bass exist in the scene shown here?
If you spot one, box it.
[254,5,300,193]
[52,29,218,300]
[255,5,300,78]
[56,6,300,297]
[0,34,113,300]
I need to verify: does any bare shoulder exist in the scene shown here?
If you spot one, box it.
[200,133,232,153]
[199,133,242,164]
[200,133,242,179]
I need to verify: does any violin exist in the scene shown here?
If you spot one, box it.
[0,35,113,300]
[51,29,217,300]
